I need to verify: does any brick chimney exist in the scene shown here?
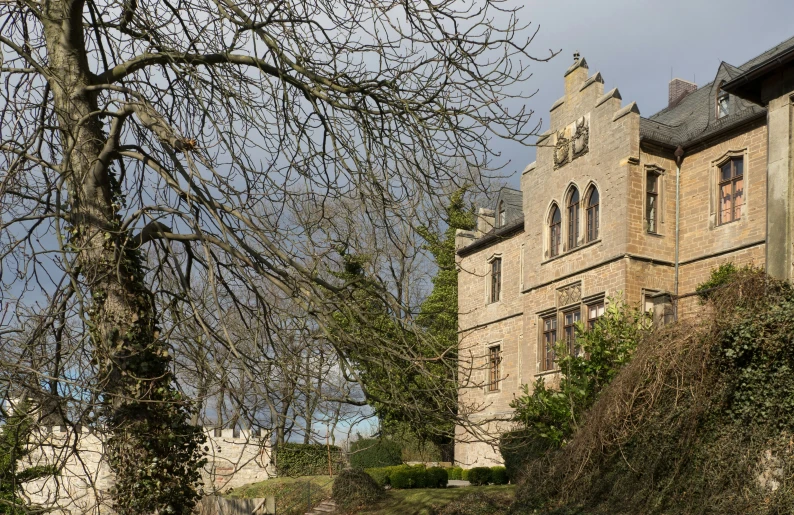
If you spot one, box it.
[668,78,697,108]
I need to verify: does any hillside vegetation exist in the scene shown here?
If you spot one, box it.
[511,269,794,514]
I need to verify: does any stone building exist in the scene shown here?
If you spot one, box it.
[455,36,794,466]
[19,425,273,514]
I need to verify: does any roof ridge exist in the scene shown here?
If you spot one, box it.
[738,34,794,70]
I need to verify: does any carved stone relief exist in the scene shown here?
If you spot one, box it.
[553,129,570,169]
[572,116,589,159]
[557,282,582,307]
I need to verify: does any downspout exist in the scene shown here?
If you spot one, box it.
[674,145,685,320]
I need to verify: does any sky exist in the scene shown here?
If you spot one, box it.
[493,0,794,189]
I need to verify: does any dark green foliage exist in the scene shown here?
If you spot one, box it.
[499,430,550,483]
[332,468,385,513]
[460,468,470,481]
[447,466,463,480]
[511,270,794,515]
[490,467,508,485]
[349,438,402,469]
[389,468,411,489]
[426,467,449,488]
[437,492,511,515]
[387,465,430,489]
[509,297,649,450]
[364,467,392,488]
[695,262,739,300]
[275,443,344,477]
[467,467,492,486]
[0,402,56,514]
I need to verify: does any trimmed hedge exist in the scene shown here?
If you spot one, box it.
[427,467,449,488]
[499,429,550,483]
[467,467,492,486]
[447,466,463,480]
[332,468,385,512]
[490,466,508,485]
[349,438,403,469]
[274,443,345,477]
[461,468,470,481]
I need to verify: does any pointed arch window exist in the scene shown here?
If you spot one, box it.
[586,187,600,242]
[497,200,506,228]
[549,205,562,258]
[567,188,580,250]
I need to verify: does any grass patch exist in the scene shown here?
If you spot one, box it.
[226,475,335,515]
[359,485,515,515]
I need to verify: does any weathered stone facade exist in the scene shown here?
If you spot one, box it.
[20,426,273,514]
[456,36,794,466]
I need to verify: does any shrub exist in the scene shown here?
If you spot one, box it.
[426,466,448,488]
[467,467,492,486]
[437,492,510,515]
[447,466,463,480]
[695,262,739,300]
[460,468,469,481]
[387,465,429,489]
[498,430,550,483]
[489,466,508,485]
[389,468,410,489]
[407,465,428,488]
[275,443,344,477]
[364,467,391,488]
[349,438,402,469]
[331,468,384,512]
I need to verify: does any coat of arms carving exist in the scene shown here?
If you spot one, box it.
[572,116,589,159]
[553,129,570,169]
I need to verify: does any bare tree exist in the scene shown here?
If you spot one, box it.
[0,0,552,512]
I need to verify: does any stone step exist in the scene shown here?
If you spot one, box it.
[305,499,336,515]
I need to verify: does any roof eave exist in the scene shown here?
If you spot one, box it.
[457,220,524,257]
[722,46,794,105]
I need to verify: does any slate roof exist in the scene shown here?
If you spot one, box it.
[495,187,523,227]
[457,187,524,256]
[640,35,794,148]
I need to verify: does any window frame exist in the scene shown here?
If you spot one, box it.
[490,257,502,303]
[585,186,600,242]
[497,200,506,228]
[549,205,562,258]
[562,308,582,357]
[717,91,729,119]
[587,301,605,330]
[541,315,557,372]
[646,170,660,234]
[567,188,580,250]
[488,345,502,391]
[718,156,744,226]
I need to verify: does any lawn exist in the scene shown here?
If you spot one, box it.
[228,476,515,515]
[360,485,515,515]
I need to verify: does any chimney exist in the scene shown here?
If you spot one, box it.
[668,78,697,108]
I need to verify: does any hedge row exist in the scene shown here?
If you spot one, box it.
[349,438,402,469]
[447,466,509,485]
[364,465,448,489]
[274,443,345,477]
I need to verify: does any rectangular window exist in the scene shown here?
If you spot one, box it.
[542,316,557,371]
[718,157,744,225]
[587,302,605,330]
[490,258,502,303]
[488,346,501,391]
[646,172,659,233]
[563,309,582,357]
[717,92,729,118]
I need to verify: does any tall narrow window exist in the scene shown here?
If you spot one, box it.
[488,346,501,391]
[498,201,506,228]
[717,92,729,119]
[563,309,582,357]
[587,302,605,330]
[586,187,600,242]
[567,188,580,250]
[549,205,561,258]
[490,258,502,303]
[646,172,659,233]
[719,157,744,225]
[542,316,557,371]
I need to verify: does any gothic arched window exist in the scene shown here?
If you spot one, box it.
[586,186,600,242]
[549,205,562,258]
[567,188,580,250]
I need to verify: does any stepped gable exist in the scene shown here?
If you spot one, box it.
[640,36,794,148]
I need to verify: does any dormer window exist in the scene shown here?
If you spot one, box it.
[717,91,729,118]
[497,201,506,227]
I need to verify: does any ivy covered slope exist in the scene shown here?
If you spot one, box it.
[510,268,794,515]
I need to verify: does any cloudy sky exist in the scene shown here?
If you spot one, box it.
[494,0,794,188]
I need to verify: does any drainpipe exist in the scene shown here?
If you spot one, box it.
[674,145,685,320]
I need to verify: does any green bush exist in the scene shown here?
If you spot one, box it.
[389,468,410,489]
[498,430,550,483]
[386,465,429,489]
[364,467,391,488]
[274,443,344,477]
[695,262,739,300]
[331,468,384,512]
[426,466,448,488]
[467,467,492,486]
[489,466,508,485]
[447,466,463,480]
[460,468,470,481]
[349,438,402,469]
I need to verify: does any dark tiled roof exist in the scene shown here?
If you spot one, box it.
[495,187,523,227]
[640,35,794,148]
[456,218,524,257]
